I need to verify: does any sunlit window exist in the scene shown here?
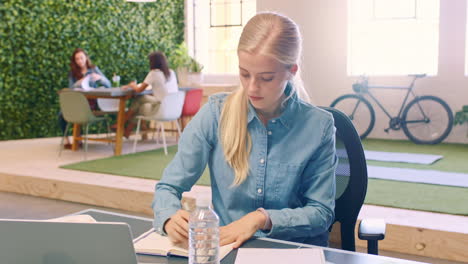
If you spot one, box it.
[348,0,440,76]
[465,3,468,75]
[190,0,256,74]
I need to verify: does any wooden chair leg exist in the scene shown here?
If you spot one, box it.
[175,120,182,143]
[171,122,175,137]
[141,120,149,141]
[181,117,186,131]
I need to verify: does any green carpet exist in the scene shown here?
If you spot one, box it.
[366,179,467,215]
[61,140,468,215]
[60,146,211,186]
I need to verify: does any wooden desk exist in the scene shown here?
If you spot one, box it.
[72,88,151,156]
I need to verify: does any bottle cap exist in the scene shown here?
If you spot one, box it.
[195,196,211,207]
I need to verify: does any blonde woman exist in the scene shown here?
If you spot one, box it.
[153,12,337,248]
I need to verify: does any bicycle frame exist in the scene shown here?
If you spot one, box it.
[334,74,453,144]
[357,76,419,120]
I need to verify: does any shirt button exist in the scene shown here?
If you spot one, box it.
[267,131,272,135]
[257,188,263,194]
[260,159,265,164]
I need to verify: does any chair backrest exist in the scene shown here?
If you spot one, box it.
[59,89,96,124]
[153,91,186,121]
[181,88,203,116]
[97,98,120,112]
[321,107,368,252]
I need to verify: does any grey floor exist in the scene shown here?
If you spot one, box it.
[0,191,465,264]
[0,191,150,220]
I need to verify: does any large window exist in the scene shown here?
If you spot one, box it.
[465,3,468,75]
[348,0,440,76]
[189,0,256,74]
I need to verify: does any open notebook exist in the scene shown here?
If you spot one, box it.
[133,228,233,260]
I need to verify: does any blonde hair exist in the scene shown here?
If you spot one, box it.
[220,12,310,185]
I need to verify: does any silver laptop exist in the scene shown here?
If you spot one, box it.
[0,219,138,264]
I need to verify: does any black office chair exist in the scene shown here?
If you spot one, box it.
[322,107,386,255]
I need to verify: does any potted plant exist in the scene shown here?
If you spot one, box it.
[169,42,204,86]
[169,43,191,86]
[187,57,204,86]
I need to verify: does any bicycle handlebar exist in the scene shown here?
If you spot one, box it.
[408,74,427,78]
[352,73,427,92]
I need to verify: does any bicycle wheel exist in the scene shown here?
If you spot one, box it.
[402,96,453,144]
[330,94,375,139]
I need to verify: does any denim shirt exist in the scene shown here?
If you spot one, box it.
[153,90,337,246]
[68,66,111,89]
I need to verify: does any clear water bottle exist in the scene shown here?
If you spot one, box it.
[189,197,220,264]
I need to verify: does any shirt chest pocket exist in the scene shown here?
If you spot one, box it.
[266,162,304,205]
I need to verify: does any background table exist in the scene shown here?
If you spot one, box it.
[71,209,425,264]
[73,88,151,155]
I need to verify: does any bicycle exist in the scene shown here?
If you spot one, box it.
[330,74,453,144]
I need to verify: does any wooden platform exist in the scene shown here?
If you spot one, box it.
[0,137,467,263]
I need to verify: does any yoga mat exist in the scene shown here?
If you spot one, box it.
[364,150,442,165]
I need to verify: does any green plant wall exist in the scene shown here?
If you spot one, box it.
[0,0,184,140]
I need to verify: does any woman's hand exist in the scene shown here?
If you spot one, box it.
[220,211,266,248]
[90,73,102,81]
[128,81,138,91]
[164,210,190,248]
[121,81,137,91]
[121,85,131,91]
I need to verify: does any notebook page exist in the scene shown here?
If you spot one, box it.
[134,231,185,256]
[134,228,234,259]
[45,214,97,223]
[81,75,92,91]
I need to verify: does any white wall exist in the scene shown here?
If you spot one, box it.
[257,0,468,143]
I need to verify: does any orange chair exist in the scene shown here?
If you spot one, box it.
[180,88,203,130]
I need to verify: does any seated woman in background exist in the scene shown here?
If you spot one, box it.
[120,51,178,138]
[59,48,111,149]
[68,48,111,89]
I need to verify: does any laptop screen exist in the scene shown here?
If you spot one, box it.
[0,220,138,264]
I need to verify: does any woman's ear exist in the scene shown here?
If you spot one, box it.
[289,64,298,76]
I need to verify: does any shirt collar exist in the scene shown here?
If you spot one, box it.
[247,82,298,129]
[247,103,256,123]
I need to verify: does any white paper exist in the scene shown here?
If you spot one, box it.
[45,214,97,223]
[234,248,325,264]
[81,75,92,91]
